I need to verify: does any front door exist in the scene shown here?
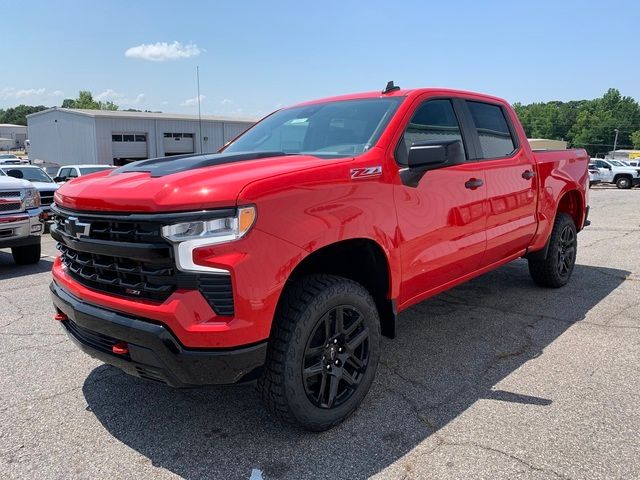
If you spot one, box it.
[393,98,488,306]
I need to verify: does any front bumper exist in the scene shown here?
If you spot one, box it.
[51,281,268,387]
[0,207,43,247]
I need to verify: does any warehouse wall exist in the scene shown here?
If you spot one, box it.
[27,111,97,165]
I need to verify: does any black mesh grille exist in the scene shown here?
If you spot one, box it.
[0,201,21,212]
[40,190,56,205]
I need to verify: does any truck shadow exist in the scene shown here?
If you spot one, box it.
[0,252,53,279]
[82,260,629,480]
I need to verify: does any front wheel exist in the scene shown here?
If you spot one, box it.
[258,274,381,431]
[528,213,577,288]
[616,176,632,189]
[11,243,41,265]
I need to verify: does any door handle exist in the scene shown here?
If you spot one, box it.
[522,170,536,180]
[464,178,484,190]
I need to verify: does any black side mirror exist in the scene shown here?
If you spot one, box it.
[401,140,465,187]
[53,176,65,182]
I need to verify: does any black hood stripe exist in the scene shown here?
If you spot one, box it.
[112,151,286,178]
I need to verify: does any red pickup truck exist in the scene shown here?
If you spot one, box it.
[50,85,589,431]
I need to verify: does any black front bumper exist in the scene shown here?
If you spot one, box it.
[50,281,267,387]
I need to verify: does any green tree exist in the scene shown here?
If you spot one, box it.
[0,105,48,125]
[61,91,119,110]
[631,131,640,149]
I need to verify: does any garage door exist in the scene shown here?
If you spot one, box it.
[112,133,148,160]
[163,133,194,155]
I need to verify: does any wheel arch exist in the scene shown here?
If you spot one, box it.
[276,238,397,339]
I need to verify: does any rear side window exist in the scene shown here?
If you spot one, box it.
[396,99,465,165]
[467,101,516,159]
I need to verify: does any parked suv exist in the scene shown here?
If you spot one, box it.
[0,176,43,264]
[50,86,589,430]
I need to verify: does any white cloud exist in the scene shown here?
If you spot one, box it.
[221,98,233,105]
[16,88,46,98]
[95,90,145,107]
[0,87,64,102]
[95,89,125,101]
[125,41,201,62]
[180,94,205,107]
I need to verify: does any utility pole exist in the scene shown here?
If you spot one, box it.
[612,128,619,159]
[197,66,203,153]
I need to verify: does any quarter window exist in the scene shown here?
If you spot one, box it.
[466,101,516,159]
[396,99,465,166]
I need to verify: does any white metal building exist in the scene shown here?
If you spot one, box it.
[0,124,28,150]
[26,108,256,166]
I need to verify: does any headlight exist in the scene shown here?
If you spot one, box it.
[24,188,41,209]
[162,206,256,273]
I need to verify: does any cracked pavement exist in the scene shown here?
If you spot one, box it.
[1,186,639,479]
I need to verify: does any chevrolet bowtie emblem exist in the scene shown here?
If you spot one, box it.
[64,216,91,238]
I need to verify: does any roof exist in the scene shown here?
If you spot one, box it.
[0,124,27,128]
[292,87,508,108]
[26,107,257,123]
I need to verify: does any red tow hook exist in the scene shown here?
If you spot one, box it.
[54,312,68,321]
[112,342,129,355]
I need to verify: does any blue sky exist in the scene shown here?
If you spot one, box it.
[2,0,639,118]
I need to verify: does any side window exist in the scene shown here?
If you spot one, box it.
[466,101,516,159]
[68,168,78,178]
[59,168,70,178]
[396,99,465,166]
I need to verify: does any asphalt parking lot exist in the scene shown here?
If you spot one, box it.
[1,186,638,480]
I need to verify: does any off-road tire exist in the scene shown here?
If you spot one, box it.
[257,274,381,431]
[528,213,577,288]
[11,243,41,265]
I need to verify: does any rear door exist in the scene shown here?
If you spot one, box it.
[393,97,488,305]
[464,100,538,265]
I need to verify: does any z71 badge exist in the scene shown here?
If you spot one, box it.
[350,166,382,179]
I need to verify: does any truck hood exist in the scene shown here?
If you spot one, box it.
[54,152,341,212]
[30,181,59,191]
[0,176,34,190]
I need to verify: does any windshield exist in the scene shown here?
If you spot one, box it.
[609,160,624,166]
[79,166,113,175]
[0,154,18,160]
[223,97,404,159]
[1,167,54,183]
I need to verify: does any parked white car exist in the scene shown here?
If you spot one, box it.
[591,159,640,189]
[54,164,115,182]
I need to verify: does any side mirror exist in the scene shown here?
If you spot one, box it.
[401,140,465,187]
[407,140,465,169]
[53,176,65,182]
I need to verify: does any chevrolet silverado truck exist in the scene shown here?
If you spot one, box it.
[50,85,589,431]
[0,176,43,264]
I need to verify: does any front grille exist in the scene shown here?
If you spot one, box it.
[40,190,56,205]
[0,201,21,212]
[63,319,123,357]
[52,206,235,315]
[0,190,20,197]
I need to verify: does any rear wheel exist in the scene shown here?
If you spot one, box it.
[258,274,381,431]
[616,176,632,189]
[11,243,41,265]
[528,213,576,288]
